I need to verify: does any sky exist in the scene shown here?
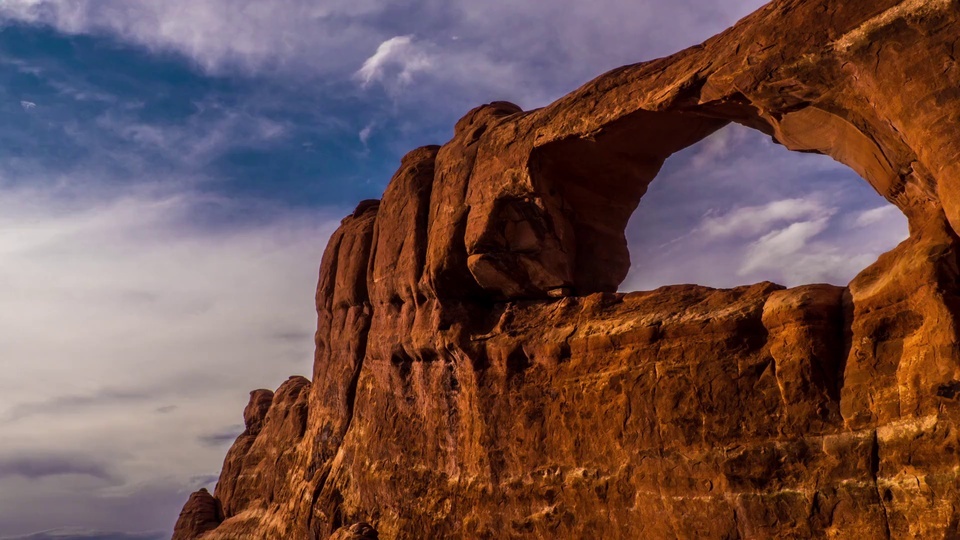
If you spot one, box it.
[0,1,909,538]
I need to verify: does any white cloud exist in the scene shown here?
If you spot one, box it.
[356,36,432,89]
[0,182,342,533]
[699,198,836,239]
[687,124,748,169]
[0,0,385,74]
[739,217,831,275]
[20,100,37,111]
[855,205,902,227]
[0,0,768,108]
[91,105,290,169]
[359,122,375,145]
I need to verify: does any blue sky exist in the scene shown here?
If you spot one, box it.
[0,1,908,538]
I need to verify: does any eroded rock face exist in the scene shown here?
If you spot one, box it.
[175,0,960,538]
[172,489,222,540]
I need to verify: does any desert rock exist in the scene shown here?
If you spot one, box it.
[175,0,960,538]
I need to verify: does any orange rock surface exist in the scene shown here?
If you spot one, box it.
[175,0,960,537]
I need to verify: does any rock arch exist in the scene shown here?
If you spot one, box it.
[465,60,955,298]
[177,1,960,538]
[524,103,916,295]
[417,0,960,302]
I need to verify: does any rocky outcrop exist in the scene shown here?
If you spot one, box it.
[172,489,222,539]
[175,0,960,538]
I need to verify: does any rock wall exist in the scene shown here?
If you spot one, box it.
[174,0,960,538]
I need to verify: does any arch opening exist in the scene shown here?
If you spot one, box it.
[526,109,909,296]
[621,123,909,291]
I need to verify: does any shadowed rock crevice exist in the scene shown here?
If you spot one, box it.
[175,0,960,538]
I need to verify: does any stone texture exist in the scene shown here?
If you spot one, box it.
[329,522,380,540]
[172,489,222,540]
[175,0,960,538]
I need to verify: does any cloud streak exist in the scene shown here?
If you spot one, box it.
[3,389,147,423]
[198,426,245,448]
[0,182,343,534]
[1,528,166,540]
[739,217,833,276]
[0,0,768,108]
[699,198,835,239]
[0,454,115,482]
[356,36,432,88]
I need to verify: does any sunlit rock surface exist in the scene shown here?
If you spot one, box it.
[175,0,960,537]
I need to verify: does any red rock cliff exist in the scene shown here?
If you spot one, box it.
[175,0,960,537]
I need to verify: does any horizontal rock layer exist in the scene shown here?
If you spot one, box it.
[175,0,960,538]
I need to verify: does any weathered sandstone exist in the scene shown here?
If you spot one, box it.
[175,0,960,538]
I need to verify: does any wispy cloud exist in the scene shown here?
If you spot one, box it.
[855,205,903,227]
[197,425,245,448]
[739,217,832,276]
[0,183,342,533]
[699,198,835,239]
[91,106,290,170]
[0,0,768,108]
[356,35,432,89]
[3,389,147,423]
[358,122,375,146]
[0,454,115,482]
[1,527,166,540]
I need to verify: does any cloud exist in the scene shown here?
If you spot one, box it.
[0,183,343,533]
[0,471,202,536]
[736,214,891,286]
[0,0,385,74]
[0,34,394,534]
[699,198,835,239]
[92,106,290,169]
[20,100,36,110]
[3,389,147,422]
[356,36,432,88]
[739,217,832,275]
[0,0,768,108]
[856,205,903,227]
[0,454,115,482]
[197,425,245,448]
[0,528,165,540]
[358,123,375,145]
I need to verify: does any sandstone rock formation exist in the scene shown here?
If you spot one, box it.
[172,489,222,539]
[174,0,960,538]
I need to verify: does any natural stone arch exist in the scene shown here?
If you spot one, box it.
[178,2,960,538]
[447,0,956,301]
[519,102,910,296]
[460,90,934,299]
